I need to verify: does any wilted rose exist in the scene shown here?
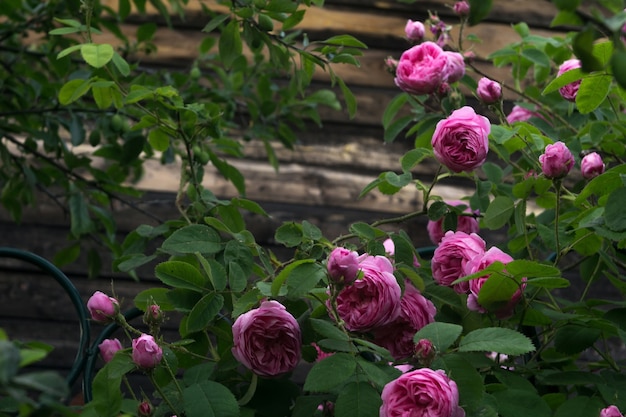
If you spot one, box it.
[431,231,486,293]
[334,255,402,332]
[98,338,122,363]
[431,106,490,173]
[557,59,582,102]
[232,300,301,377]
[539,141,574,179]
[427,200,480,245]
[87,291,119,323]
[476,77,502,104]
[131,333,163,369]
[372,282,436,359]
[405,19,425,42]
[464,247,525,319]
[394,41,448,95]
[380,368,465,417]
[581,152,605,179]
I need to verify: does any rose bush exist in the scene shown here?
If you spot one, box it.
[5,1,626,417]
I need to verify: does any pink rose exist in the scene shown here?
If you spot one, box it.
[98,338,122,363]
[334,255,402,332]
[383,238,420,268]
[232,300,301,377]
[557,59,582,102]
[405,20,425,42]
[506,105,540,124]
[132,333,163,369]
[380,368,465,417]
[581,152,605,179]
[327,247,360,285]
[464,247,525,319]
[427,200,480,244]
[414,339,436,366]
[87,291,119,323]
[539,141,575,179]
[431,106,490,173]
[431,231,486,293]
[443,51,465,83]
[601,406,624,417]
[372,282,436,359]
[312,343,333,362]
[453,1,470,16]
[394,42,448,95]
[476,77,502,104]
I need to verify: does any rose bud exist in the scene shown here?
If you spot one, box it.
[405,19,425,42]
[327,247,360,285]
[131,334,163,369]
[98,338,122,363]
[414,338,436,366]
[506,105,541,124]
[581,152,605,179]
[476,77,502,104]
[443,51,465,84]
[556,59,582,102]
[539,141,575,179]
[87,291,119,323]
[138,401,153,417]
[453,1,470,16]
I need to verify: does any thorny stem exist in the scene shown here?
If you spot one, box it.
[553,180,563,265]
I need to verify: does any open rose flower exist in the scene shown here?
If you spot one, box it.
[465,247,526,319]
[372,282,436,359]
[601,406,624,417]
[333,255,402,332]
[557,59,582,102]
[539,141,574,179]
[427,200,480,244]
[431,231,486,293]
[394,41,448,95]
[232,300,301,377]
[380,368,465,417]
[431,106,490,173]
[581,152,605,179]
[132,334,162,369]
[87,291,119,323]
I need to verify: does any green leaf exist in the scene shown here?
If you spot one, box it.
[504,259,561,278]
[554,396,604,417]
[492,389,552,417]
[576,74,612,114]
[476,273,521,312]
[459,327,535,356]
[148,127,170,151]
[483,196,515,229]
[554,324,601,354]
[219,19,242,69]
[90,364,123,417]
[304,353,357,392]
[275,222,303,247]
[605,187,626,232]
[69,188,93,236]
[271,259,314,297]
[185,293,224,335]
[468,0,493,26]
[382,93,409,129]
[0,341,20,384]
[338,77,357,119]
[310,318,350,342]
[57,44,83,59]
[161,224,222,255]
[202,13,230,33]
[286,262,326,298]
[413,322,463,352]
[611,50,626,89]
[58,78,92,105]
[111,52,131,77]
[400,148,432,172]
[80,43,115,68]
[155,261,208,292]
[320,34,367,48]
[183,381,239,417]
[435,354,484,412]
[521,48,550,67]
[334,381,381,417]
[134,288,174,311]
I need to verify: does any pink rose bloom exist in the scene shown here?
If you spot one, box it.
[443,51,465,83]
[464,247,526,319]
[453,1,470,16]
[383,238,421,268]
[232,300,301,377]
[539,141,575,179]
[87,291,119,323]
[431,106,490,173]
[312,343,333,362]
[581,152,605,179]
[427,200,480,244]
[380,368,465,417]
[506,105,540,124]
[405,19,425,42]
[557,59,582,102]
[476,77,502,104]
[372,282,436,359]
[394,42,448,95]
[431,231,486,293]
[601,406,624,417]
[98,338,122,363]
[131,333,162,369]
[334,255,402,332]
[327,247,360,285]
